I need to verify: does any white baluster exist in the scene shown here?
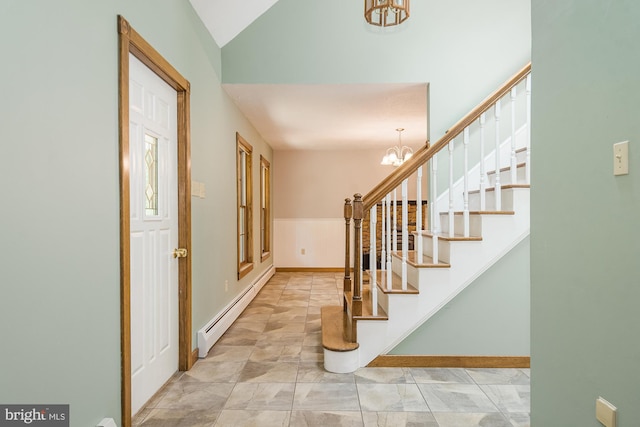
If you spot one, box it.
[401,178,408,291]
[385,193,392,289]
[431,155,439,265]
[526,74,532,184]
[448,140,455,237]
[494,100,502,210]
[392,189,397,253]
[416,166,423,263]
[380,198,386,272]
[479,113,487,211]
[370,205,377,275]
[510,87,517,185]
[463,128,470,238]
[370,204,377,316]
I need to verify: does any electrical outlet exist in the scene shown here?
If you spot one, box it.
[224,280,228,292]
[596,397,617,427]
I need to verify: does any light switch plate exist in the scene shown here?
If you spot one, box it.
[613,141,629,176]
[199,182,206,198]
[191,181,200,197]
[596,397,616,427]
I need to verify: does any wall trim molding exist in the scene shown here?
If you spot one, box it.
[367,355,530,368]
[276,267,344,272]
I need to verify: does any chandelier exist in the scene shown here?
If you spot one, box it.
[364,0,410,27]
[381,128,413,166]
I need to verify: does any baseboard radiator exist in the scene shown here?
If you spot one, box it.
[197,265,275,358]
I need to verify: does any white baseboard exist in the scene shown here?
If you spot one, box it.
[197,265,275,358]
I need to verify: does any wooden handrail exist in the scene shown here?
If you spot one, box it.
[363,62,531,211]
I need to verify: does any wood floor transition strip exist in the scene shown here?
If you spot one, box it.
[276,267,344,273]
[367,355,530,369]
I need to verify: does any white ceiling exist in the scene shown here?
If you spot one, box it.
[224,83,428,151]
[190,0,428,151]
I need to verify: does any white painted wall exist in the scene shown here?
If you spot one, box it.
[274,148,422,218]
[274,218,344,267]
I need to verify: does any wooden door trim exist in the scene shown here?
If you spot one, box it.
[118,15,192,427]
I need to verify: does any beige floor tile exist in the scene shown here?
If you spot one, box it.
[134,272,530,427]
[293,383,361,411]
[237,361,299,383]
[138,408,220,426]
[224,382,295,410]
[214,410,290,427]
[290,410,364,427]
[357,384,430,412]
[361,412,438,427]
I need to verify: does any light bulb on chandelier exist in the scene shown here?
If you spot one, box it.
[381,128,413,166]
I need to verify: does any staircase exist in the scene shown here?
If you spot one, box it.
[322,63,532,373]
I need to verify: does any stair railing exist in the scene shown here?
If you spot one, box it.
[342,62,531,343]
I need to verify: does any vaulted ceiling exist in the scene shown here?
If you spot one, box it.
[189,0,428,151]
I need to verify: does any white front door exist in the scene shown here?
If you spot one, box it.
[129,53,179,415]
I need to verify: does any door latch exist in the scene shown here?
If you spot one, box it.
[173,248,188,258]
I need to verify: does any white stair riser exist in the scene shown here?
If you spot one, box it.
[467,185,529,214]
[515,149,528,163]
[439,213,483,236]
[386,256,422,286]
[439,168,527,212]
[325,348,359,373]
[488,165,526,187]
[374,281,389,314]
[422,236,452,263]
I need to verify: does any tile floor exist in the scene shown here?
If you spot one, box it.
[133,272,530,426]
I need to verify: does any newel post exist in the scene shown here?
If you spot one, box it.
[352,194,363,317]
[343,198,352,294]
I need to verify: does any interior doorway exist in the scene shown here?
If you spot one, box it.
[118,15,193,427]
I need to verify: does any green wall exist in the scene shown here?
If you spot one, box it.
[531,1,640,426]
[391,236,530,355]
[222,0,531,142]
[0,1,272,426]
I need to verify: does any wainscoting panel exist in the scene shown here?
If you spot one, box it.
[274,218,344,268]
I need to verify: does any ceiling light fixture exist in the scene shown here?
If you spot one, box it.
[364,0,410,27]
[381,128,413,166]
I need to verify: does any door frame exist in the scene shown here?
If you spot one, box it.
[118,15,193,427]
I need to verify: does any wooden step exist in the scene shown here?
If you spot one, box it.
[487,161,526,176]
[441,210,515,215]
[417,230,483,242]
[345,286,388,321]
[368,270,419,294]
[320,306,359,352]
[391,251,451,268]
[468,184,530,195]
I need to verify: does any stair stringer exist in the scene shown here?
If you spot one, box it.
[356,188,529,367]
